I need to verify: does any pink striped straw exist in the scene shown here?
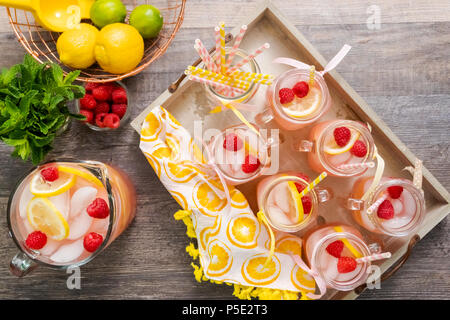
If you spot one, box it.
[225,25,247,69]
[356,252,391,264]
[227,43,270,74]
[214,26,222,72]
[194,39,218,73]
[366,194,388,215]
[338,161,375,171]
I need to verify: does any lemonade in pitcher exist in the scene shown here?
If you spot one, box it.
[8,160,136,275]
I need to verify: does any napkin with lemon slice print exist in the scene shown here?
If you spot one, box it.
[139,106,316,299]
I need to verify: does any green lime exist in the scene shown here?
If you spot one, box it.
[129,4,164,39]
[90,0,127,29]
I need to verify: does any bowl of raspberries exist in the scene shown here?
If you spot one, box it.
[77,82,129,131]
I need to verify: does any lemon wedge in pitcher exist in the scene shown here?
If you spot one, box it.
[58,166,103,188]
[27,197,70,241]
[30,171,75,197]
[287,181,304,223]
[324,130,360,155]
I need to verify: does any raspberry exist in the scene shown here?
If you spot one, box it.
[95,102,110,114]
[40,166,59,182]
[387,186,404,199]
[377,199,394,220]
[326,240,344,258]
[92,86,111,101]
[223,133,243,151]
[87,198,110,219]
[337,256,357,273]
[111,104,127,119]
[278,88,295,104]
[112,87,128,104]
[79,110,94,124]
[103,113,121,129]
[85,82,100,93]
[301,196,312,214]
[334,127,351,147]
[25,231,47,250]
[79,94,97,110]
[350,140,367,157]
[292,81,309,98]
[242,155,260,174]
[83,232,104,253]
[95,113,108,128]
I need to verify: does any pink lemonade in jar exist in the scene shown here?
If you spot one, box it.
[256,172,330,233]
[304,224,372,291]
[261,69,331,130]
[349,176,425,237]
[8,161,136,271]
[299,120,375,177]
[209,123,271,185]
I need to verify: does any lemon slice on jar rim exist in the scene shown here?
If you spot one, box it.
[287,181,304,224]
[323,129,360,155]
[27,197,70,241]
[30,170,76,197]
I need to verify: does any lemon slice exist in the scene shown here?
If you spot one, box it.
[30,171,76,197]
[283,87,321,118]
[287,181,304,223]
[27,197,70,241]
[58,166,103,188]
[324,129,360,155]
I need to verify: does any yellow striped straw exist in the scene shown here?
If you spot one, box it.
[186,66,250,90]
[229,71,274,85]
[333,226,363,258]
[219,22,226,74]
[298,172,327,198]
[309,65,315,86]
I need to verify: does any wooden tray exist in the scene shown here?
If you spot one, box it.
[131,0,450,299]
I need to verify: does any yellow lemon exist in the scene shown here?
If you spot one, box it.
[95,23,144,74]
[27,197,70,241]
[58,166,103,188]
[30,170,76,197]
[283,86,322,118]
[56,23,99,69]
[287,181,304,223]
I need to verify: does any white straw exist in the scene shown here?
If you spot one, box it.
[338,161,375,171]
[366,194,388,215]
[356,252,391,264]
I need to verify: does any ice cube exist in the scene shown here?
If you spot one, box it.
[328,152,352,167]
[400,190,416,218]
[391,199,403,215]
[273,183,291,213]
[49,192,70,220]
[381,216,411,229]
[50,239,84,263]
[23,218,34,234]
[69,187,97,219]
[268,205,292,226]
[19,185,34,219]
[38,239,60,256]
[67,210,93,240]
[320,253,339,281]
[89,218,109,235]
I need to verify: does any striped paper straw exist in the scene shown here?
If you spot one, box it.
[366,194,388,215]
[338,161,375,171]
[413,159,423,189]
[298,172,327,198]
[225,25,247,69]
[309,65,315,86]
[229,71,274,85]
[188,75,243,93]
[356,252,391,264]
[227,43,270,74]
[214,26,222,71]
[194,39,218,73]
[186,66,250,90]
[219,22,226,74]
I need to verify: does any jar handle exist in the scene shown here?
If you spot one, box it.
[315,187,332,203]
[168,33,234,93]
[10,251,37,277]
[294,140,314,152]
[353,234,421,295]
[255,108,274,127]
[345,197,365,211]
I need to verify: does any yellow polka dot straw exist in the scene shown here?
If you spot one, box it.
[139,106,317,299]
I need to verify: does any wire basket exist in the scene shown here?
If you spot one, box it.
[6,0,186,83]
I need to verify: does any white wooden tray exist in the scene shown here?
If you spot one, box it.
[131,0,450,300]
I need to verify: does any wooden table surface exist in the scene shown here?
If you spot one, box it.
[0,0,448,300]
